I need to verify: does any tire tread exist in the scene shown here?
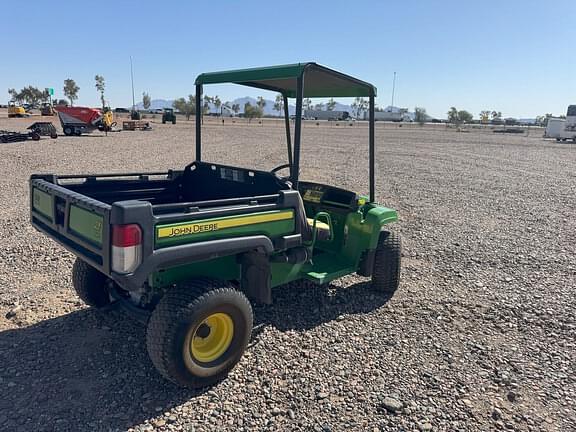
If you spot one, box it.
[372,231,402,294]
[71,259,110,308]
[146,278,252,388]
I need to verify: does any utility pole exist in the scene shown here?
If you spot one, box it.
[130,56,136,112]
[390,71,396,110]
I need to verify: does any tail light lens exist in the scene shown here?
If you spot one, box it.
[111,224,142,274]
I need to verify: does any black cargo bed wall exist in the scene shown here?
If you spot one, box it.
[66,177,182,205]
[180,163,290,202]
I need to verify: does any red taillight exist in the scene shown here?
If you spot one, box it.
[111,224,142,274]
[112,224,142,247]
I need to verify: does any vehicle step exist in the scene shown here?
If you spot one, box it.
[302,253,355,285]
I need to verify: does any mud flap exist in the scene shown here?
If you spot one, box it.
[239,252,272,304]
[357,249,376,277]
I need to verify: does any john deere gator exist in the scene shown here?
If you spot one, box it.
[30,63,401,388]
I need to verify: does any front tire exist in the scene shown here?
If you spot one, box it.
[371,231,401,294]
[71,258,111,308]
[146,278,253,388]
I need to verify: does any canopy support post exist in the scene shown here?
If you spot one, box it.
[195,84,202,161]
[283,94,293,173]
[292,76,304,189]
[369,91,375,202]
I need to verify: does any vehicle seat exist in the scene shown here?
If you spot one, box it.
[306,218,331,241]
[294,193,331,242]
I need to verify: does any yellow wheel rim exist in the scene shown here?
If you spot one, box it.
[190,313,234,363]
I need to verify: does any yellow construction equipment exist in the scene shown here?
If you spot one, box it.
[8,101,26,118]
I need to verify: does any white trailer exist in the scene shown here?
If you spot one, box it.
[374,111,412,122]
[545,118,576,142]
[304,110,350,121]
[363,110,412,122]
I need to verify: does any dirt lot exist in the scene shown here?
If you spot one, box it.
[0,114,574,432]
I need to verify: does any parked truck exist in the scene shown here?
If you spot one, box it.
[545,106,576,142]
[304,109,350,121]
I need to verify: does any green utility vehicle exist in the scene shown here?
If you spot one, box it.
[30,63,401,388]
[162,108,177,124]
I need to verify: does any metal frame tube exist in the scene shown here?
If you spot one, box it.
[292,76,304,188]
[369,92,375,202]
[195,84,202,161]
[283,94,293,172]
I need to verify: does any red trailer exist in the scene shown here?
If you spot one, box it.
[54,106,114,136]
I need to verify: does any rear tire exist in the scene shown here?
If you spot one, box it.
[371,231,401,294]
[146,278,253,388]
[63,126,74,136]
[71,258,111,308]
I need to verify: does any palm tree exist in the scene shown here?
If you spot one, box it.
[273,94,284,117]
[327,98,336,111]
[213,96,222,116]
[256,96,266,111]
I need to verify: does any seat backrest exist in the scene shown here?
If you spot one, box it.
[294,192,313,241]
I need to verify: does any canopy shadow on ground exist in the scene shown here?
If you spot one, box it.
[0,280,392,431]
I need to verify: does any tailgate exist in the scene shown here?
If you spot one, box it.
[30,176,111,272]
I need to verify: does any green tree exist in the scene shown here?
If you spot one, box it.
[314,103,325,111]
[9,86,47,106]
[244,102,263,122]
[232,103,240,115]
[64,79,79,106]
[95,75,106,108]
[458,110,473,123]
[273,94,284,117]
[172,95,196,120]
[491,110,502,123]
[303,98,312,110]
[213,95,222,116]
[256,96,266,112]
[479,110,491,124]
[8,88,20,103]
[447,107,459,124]
[142,92,151,110]
[327,98,337,111]
[414,107,427,125]
[203,95,212,115]
[351,97,367,118]
[535,113,553,127]
[447,107,472,125]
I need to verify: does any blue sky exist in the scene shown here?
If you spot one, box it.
[1,0,574,118]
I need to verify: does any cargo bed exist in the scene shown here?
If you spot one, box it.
[30,161,302,289]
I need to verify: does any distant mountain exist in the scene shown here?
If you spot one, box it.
[134,98,427,119]
[133,99,174,110]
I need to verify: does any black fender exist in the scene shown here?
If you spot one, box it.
[112,235,274,291]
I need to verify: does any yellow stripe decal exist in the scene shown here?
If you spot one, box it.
[157,210,294,239]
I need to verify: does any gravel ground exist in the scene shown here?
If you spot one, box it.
[0,115,574,431]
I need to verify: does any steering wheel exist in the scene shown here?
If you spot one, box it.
[270,163,291,174]
[270,163,292,183]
